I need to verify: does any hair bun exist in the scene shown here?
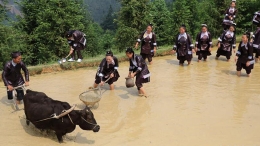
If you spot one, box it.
[201,24,207,27]
[243,31,251,39]
[181,24,186,28]
[125,47,134,53]
[11,51,21,59]
[65,30,73,38]
[106,50,113,56]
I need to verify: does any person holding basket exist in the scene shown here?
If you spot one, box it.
[2,52,29,104]
[125,47,150,97]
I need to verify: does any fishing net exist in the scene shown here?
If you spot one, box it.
[79,88,102,108]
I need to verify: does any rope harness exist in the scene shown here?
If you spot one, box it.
[32,105,76,123]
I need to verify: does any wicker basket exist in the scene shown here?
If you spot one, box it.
[79,89,101,107]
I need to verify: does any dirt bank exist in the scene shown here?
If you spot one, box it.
[0,48,173,82]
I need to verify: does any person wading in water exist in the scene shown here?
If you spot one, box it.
[91,51,120,90]
[135,24,157,65]
[235,32,255,77]
[195,24,213,62]
[171,24,195,66]
[126,47,150,97]
[2,52,29,104]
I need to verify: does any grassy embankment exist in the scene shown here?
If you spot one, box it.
[0,36,242,82]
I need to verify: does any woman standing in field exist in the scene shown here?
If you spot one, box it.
[195,24,213,62]
[216,24,236,61]
[126,48,150,97]
[135,24,157,65]
[172,25,195,66]
[252,11,260,62]
[235,32,254,77]
[222,0,237,30]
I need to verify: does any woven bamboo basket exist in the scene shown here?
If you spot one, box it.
[79,88,101,107]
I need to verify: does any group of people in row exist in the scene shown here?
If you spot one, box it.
[132,0,260,78]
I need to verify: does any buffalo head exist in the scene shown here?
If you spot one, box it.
[78,106,100,132]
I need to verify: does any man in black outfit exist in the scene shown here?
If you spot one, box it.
[2,52,29,104]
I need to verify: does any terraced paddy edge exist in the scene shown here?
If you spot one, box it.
[0,47,173,82]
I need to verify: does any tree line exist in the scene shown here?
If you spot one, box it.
[0,0,259,70]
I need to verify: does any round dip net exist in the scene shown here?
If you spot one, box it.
[79,88,102,108]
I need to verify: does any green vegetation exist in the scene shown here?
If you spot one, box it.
[0,0,259,70]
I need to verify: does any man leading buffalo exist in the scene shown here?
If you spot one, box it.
[2,52,29,104]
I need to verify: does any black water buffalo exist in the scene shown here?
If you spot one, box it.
[23,90,100,142]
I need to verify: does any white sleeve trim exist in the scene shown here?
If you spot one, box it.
[153,43,157,46]
[114,67,118,70]
[138,67,142,71]
[98,73,104,77]
[129,66,134,70]
[218,38,222,42]
[143,73,151,79]
[253,44,259,48]
[137,39,141,42]
[195,42,198,44]
[236,51,241,55]
[255,12,260,15]
[250,60,255,65]
[248,56,252,59]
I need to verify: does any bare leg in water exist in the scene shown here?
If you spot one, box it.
[92,83,99,89]
[109,84,114,90]
[139,87,147,97]
[237,71,241,77]
[16,100,21,104]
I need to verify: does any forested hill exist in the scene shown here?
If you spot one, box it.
[3,0,172,23]
[85,0,174,22]
[84,0,120,23]
[3,0,120,23]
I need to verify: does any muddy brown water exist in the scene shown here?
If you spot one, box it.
[1,52,260,146]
